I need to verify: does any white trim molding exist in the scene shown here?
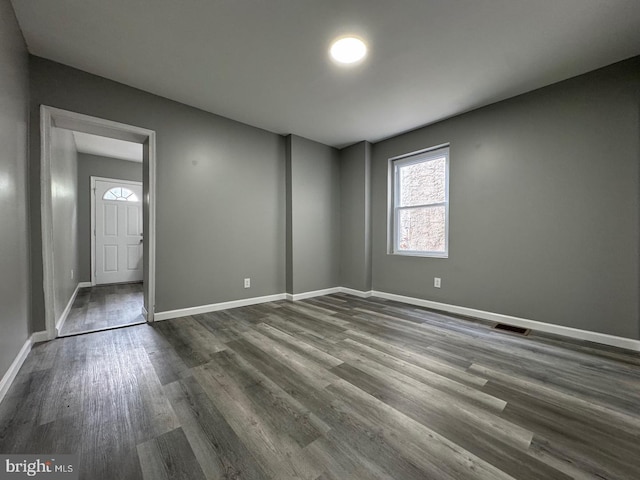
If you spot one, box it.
[156,288,367,321]
[286,287,342,302]
[157,288,350,321]
[30,331,50,344]
[371,291,640,352]
[148,286,640,352]
[40,106,157,337]
[0,331,48,405]
[155,294,287,321]
[339,287,373,298]
[55,283,83,335]
[0,337,31,404]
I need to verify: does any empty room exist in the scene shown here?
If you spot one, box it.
[1,1,639,479]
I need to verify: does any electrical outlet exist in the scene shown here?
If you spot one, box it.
[71,269,74,280]
[244,278,251,288]
[434,277,441,288]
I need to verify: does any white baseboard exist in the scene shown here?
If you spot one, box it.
[0,337,31,404]
[371,291,640,352]
[55,283,83,333]
[339,287,373,298]
[154,293,287,321]
[78,281,92,288]
[156,287,362,320]
[149,286,640,352]
[286,287,342,302]
[31,331,50,344]
[0,330,48,405]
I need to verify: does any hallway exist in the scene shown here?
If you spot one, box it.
[59,283,144,336]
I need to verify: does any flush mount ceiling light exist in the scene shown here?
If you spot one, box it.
[329,36,367,64]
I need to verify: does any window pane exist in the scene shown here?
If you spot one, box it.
[120,188,139,202]
[398,156,446,206]
[398,205,446,253]
[103,187,139,202]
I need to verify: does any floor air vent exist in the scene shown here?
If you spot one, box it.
[492,323,531,336]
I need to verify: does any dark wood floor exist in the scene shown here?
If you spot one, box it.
[1,294,639,479]
[59,283,144,336]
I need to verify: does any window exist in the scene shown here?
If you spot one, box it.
[103,187,139,202]
[390,145,449,257]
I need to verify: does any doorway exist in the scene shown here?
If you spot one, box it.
[40,106,157,339]
[57,176,145,337]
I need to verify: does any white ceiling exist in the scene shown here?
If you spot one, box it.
[12,0,640,148]
[72,131,142,163]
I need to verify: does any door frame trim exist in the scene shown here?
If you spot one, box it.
[40,105,158,339]
[91,177,144,286]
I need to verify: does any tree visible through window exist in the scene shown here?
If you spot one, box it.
[391,145,449,257]
[103,187,139,202]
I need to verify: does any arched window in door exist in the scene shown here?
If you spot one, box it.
[103,187,139,202]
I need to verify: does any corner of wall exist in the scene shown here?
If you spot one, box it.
[338,140,373,292]
[363,141,373,291]
[285,134,293,294]
[286,133,341,294]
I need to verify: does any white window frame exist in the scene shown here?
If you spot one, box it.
[388,144,450,258]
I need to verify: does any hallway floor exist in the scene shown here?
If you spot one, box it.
[59,282,144,336]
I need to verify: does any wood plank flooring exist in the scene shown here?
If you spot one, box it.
[59,283,144,336]
[1,293,639,479]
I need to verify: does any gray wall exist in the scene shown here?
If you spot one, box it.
[29,56,286,330]
[50,128,79,323]
[287,135,341,294]
[370,57,640,339]
[339,141,372,292]
[23,47,640,341]
[0,0,30,380]
[76,153,143,282]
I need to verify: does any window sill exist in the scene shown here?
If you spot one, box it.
[390,251,448,259]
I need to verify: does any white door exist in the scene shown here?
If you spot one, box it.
[93,179,143,285]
